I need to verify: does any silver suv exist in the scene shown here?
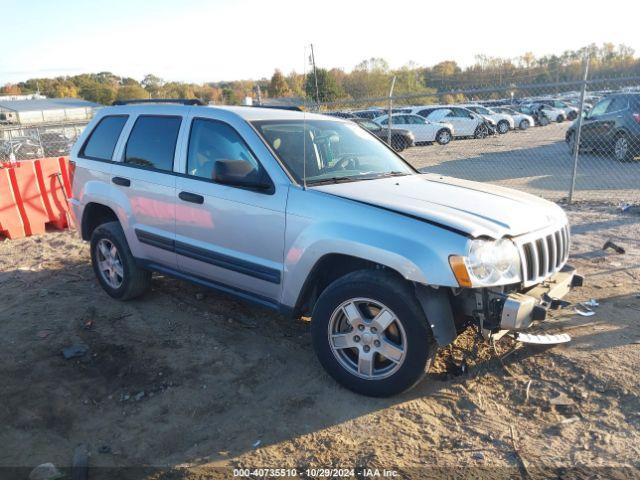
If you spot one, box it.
[69,100,582,397]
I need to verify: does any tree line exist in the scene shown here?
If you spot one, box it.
[1,43,638,106]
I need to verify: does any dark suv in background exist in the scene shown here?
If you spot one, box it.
[566,93,640,162]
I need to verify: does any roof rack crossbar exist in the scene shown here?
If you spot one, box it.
[112,98,205,106]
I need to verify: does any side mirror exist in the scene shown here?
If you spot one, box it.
[213,160,271,191]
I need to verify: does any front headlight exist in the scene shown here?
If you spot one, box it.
[450,238,522,287]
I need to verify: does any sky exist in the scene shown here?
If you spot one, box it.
[1,0,638,85]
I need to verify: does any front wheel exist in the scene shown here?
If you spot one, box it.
[614,134,633,162]
[474,124,489,139]
[435,128,452,145]
[497,120,510,134]
[519,119,530,130]
[311,270,436,397]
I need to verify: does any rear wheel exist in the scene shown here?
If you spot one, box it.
[311,270,436,397]
[435,128,452,145]
[497,120,510,134]
[91,221,151,300]
[556,115,565,123]
[614,133,633,162]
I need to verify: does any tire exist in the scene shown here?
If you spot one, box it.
[391,136,408,152]
[613,133,633,162]
[90,221,151,300]
[311,270,436,397]
[556,115,565,123]
[539,116,550,127]
[519,119,530,130]
[474,123,489,139]
[497,120,510,134]
[566,131,577,154]
[435,128,452,145]
[567,111,577,121]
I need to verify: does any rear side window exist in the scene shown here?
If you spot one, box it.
[81,115,128,161]
[125,116,182,171]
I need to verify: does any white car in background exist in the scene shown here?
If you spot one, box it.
[491,106,535,130]
[374,113,454,145]
[461,105,514,134]
[410,106,492,139]
[529,103,566,122]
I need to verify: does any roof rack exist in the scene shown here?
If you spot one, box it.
[111,98,205,106]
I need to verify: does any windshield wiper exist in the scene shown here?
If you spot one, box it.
[306,176,360,186]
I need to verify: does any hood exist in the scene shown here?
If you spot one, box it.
[311,173,567,239]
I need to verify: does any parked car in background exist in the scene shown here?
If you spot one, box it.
[461,105,514,134]
[373,113,454,145]
[414,106,493,139]
[518,104,551,126]
[351,109,386,120]
[535,99,580,120]
[565,93,640,162]
[492,107,535,130]
[351,117,415,151]
[530,102,566,122]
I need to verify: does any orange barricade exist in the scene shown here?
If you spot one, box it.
[0,166,27,239]
[35,157,70,230]
[0,157,72,240]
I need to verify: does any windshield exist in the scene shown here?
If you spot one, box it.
[252,119,414,185]
[471,106,490,114]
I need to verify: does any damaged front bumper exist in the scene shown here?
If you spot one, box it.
[464,265,584,341]
[499,265,583,331]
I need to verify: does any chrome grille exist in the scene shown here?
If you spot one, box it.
[516,224,570,286]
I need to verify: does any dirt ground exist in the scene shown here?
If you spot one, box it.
[0,202,639,479]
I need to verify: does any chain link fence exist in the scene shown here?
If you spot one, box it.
[315,75,640,204]
[0,121,88,162]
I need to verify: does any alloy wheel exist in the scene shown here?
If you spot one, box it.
[327,298,407,380]
[96,238,124,289]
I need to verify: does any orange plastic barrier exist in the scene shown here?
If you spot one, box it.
[0,166,26,239]
[0,157,72,240]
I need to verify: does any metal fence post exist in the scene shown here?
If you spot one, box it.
[568,53,590,203]
[387,76,396,146]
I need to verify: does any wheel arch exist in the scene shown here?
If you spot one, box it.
[81,202,119,240]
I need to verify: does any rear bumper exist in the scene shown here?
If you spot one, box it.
[499,265,582,330]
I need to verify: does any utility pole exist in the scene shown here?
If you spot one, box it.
[568,52,590,204]
[387,76,397,147]
[310,43,320,106]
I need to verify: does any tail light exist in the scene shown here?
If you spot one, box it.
[68,160,76,186]
[632,113,640,124]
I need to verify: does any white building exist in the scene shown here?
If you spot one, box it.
[0,98,100,125]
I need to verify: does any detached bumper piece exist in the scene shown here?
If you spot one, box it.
[514,332,571,344]
[499,265,580,331]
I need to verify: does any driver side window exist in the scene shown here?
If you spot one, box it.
[187,118,259,181]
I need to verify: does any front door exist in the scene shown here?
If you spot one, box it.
[173,116,286,302]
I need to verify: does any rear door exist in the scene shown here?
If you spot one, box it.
[110,113,185,269]
[173,114,287,301]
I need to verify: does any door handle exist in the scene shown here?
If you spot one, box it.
[179,191,204,204]
[112,176,130,187]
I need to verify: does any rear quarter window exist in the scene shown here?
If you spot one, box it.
[124,115,182,171]
[80,115,128,161]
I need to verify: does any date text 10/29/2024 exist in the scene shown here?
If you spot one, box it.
[233,468,400,478]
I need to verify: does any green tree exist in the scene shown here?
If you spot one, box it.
[268,69,290,97]
[79,83,117,104]
[116,84,148,100]
[142,74,164,98]
[305,68,344,103]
